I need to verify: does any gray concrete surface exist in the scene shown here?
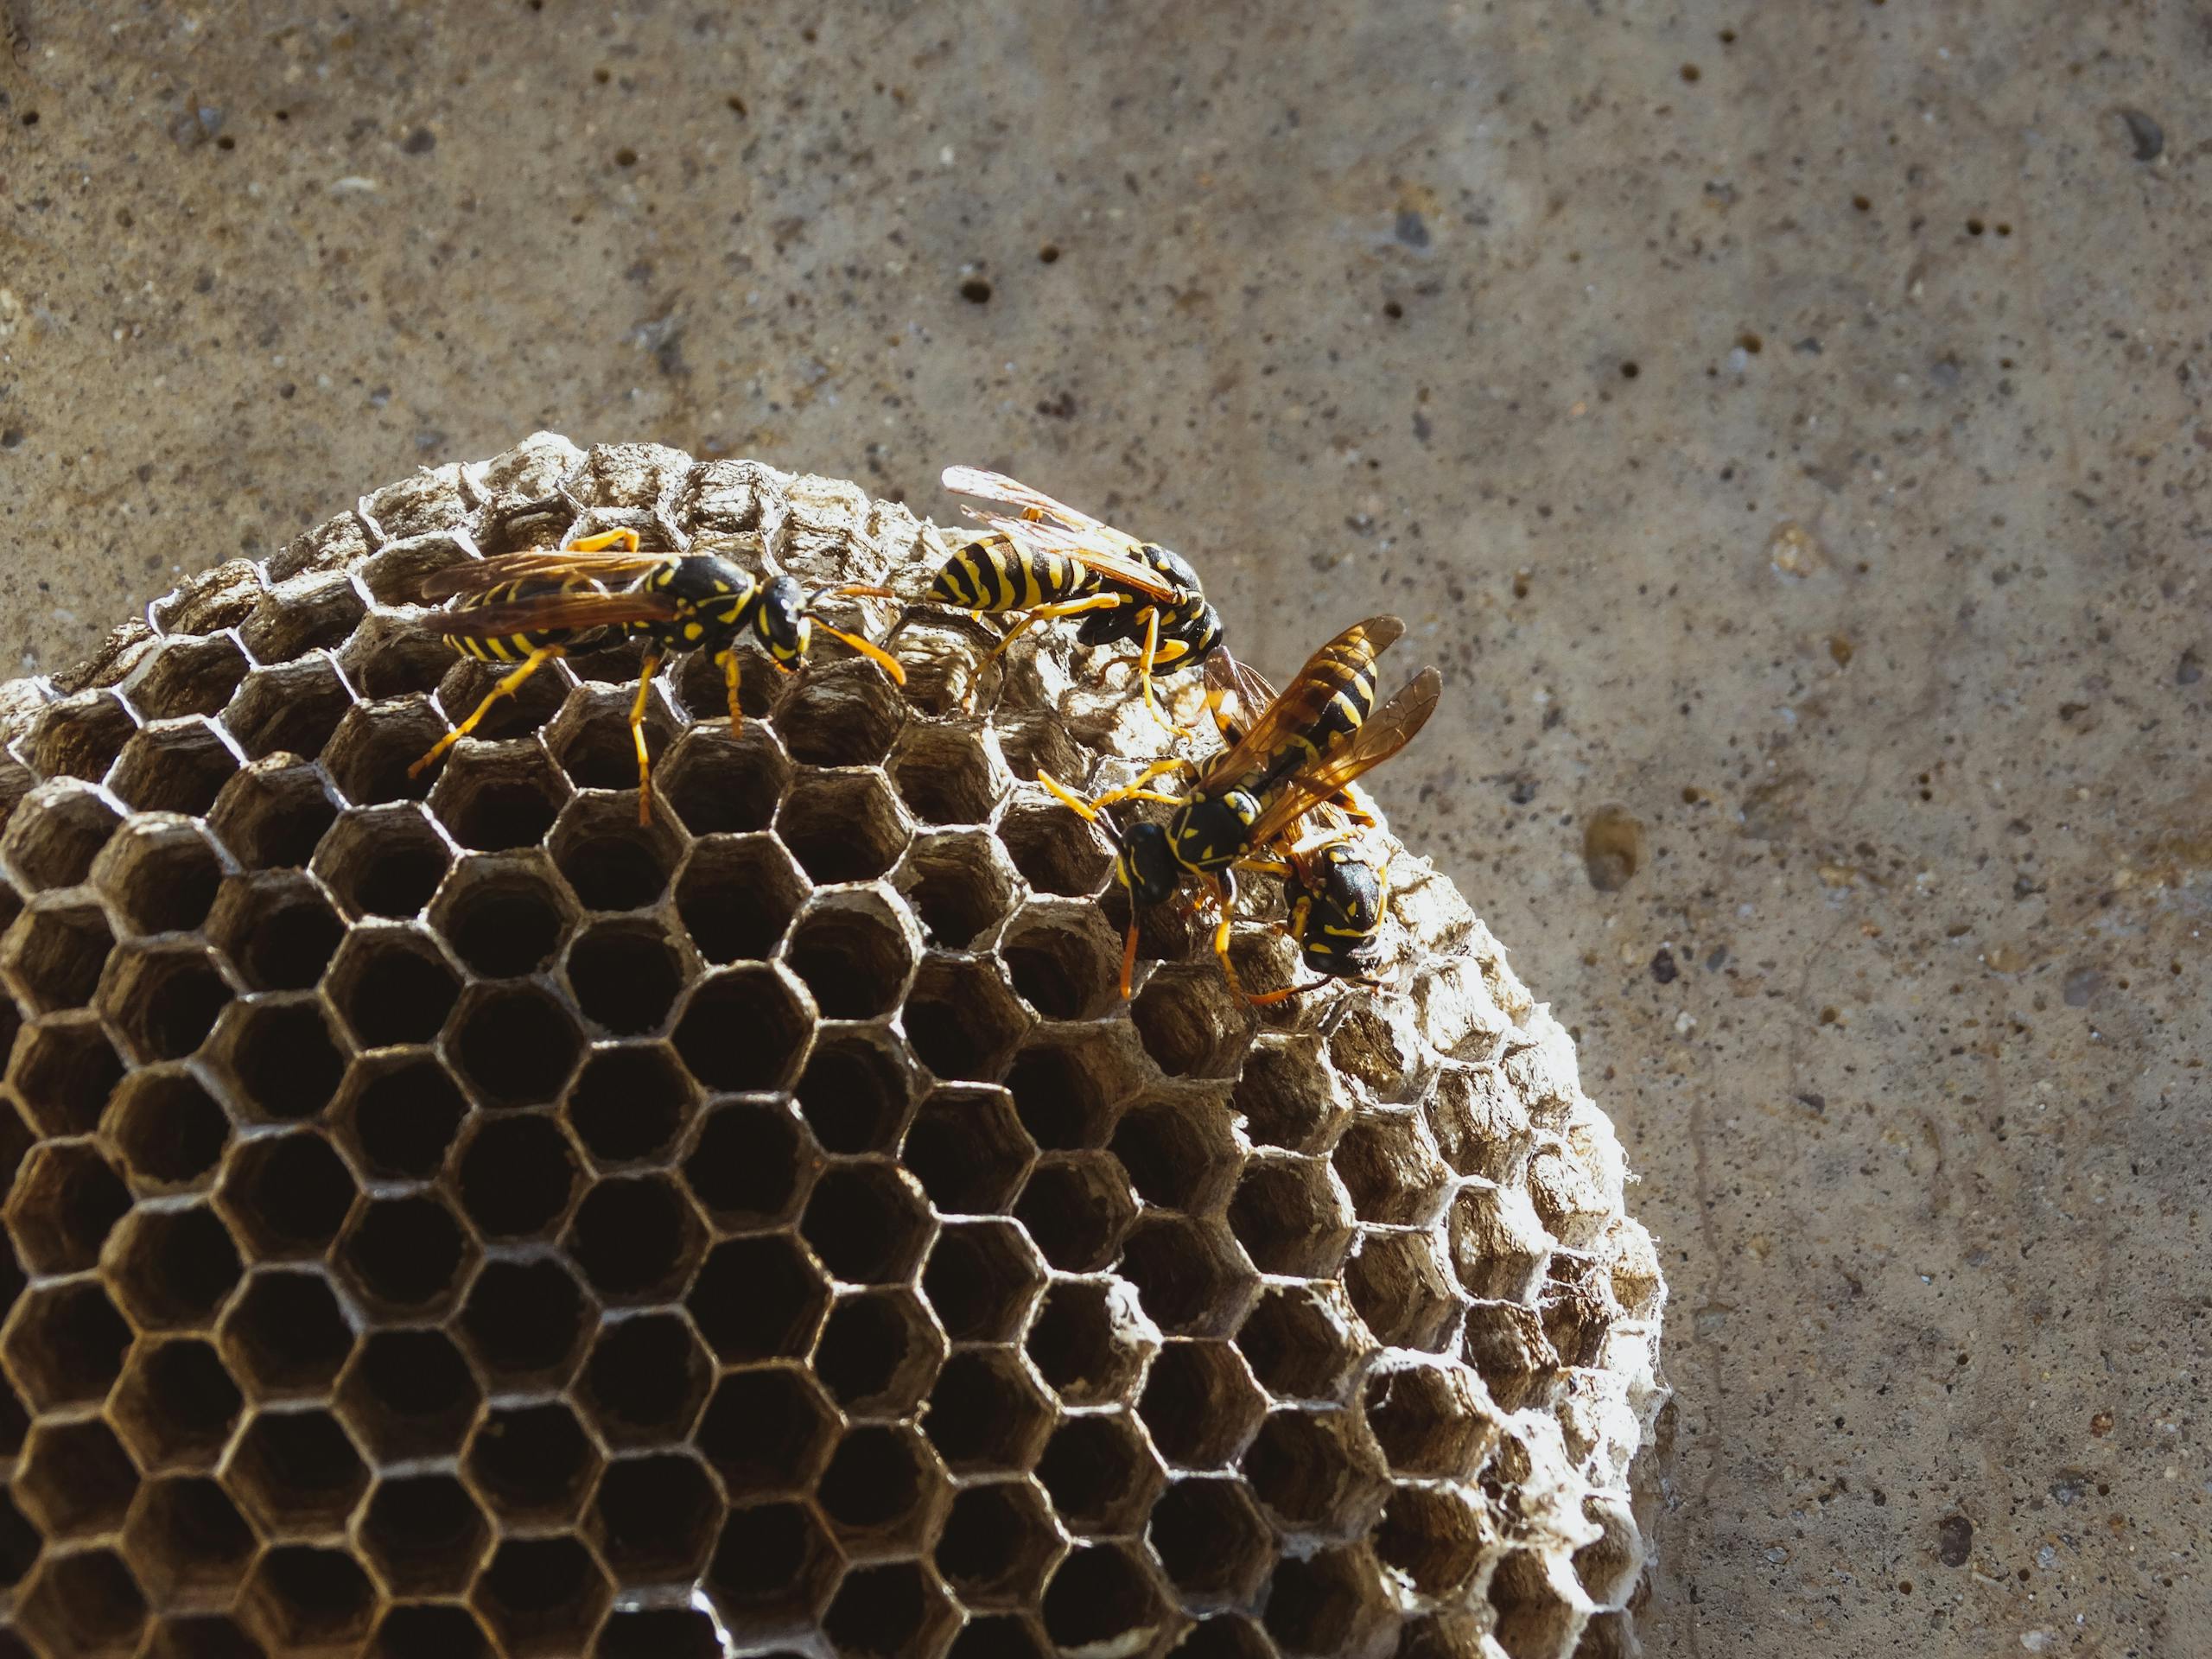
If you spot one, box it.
[3,0,2206,1653]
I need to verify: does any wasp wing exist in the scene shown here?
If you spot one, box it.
[427,590,680,639]
[418,548,670,602]
[943,467,1184,601]
[942,467,1117,539]
[1240,664,1440,851]
[1192,615,1406,797]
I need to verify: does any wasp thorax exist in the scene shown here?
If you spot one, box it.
[1116,820,1181,906]
[1169,788,1262,875]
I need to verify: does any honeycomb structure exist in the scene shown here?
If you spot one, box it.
[0,435,1665,1659]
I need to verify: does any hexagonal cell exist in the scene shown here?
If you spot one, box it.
[208,1000,346,1132]
[143,1616,272,1659]
[559,1046,691,1173]
[1261,1546,1390,1658]
[471,1535,613,1659]
[5,1140,130,1274]
[696,1365,839,1498]
[778,770,911,885]
[558,922,684,1043]
[1345,1228,1463,1357]
[1112,1088,1243,1213]
[1141,1341,1268,1471]
[999,1027,1129,1154]
[217,1130,357,1258]
[108,718,243,817]
[658,725,791,838]
[683,1097,811,1225]
[1150,1476,1274,1610]
[1241,1408,1387,1537]
[1359,1358,1498,1481]
[207,760,339,873]
[771,660,905,769]
[1238,1281,1370,1405]
[1117,1213,1255,1342]
[370,1605,493,1659]
[923,1219,1046,1346]
[689,1232,829,1364]
[816,1421,945,1555]
[2,780,124,893]
[338,1327,483,1463]
[465,1402,601,1528]
[223,655,356,763]
[675,833,806,963]
[815,1286,944,1417]
[586,1451,721,1587]
[110,1203,245,1331]
[134,635,254,721]
[563,1173,702,1304]
[820,1560,958,1659]
[1234,1035,1346,1155]
[228,1407,369,1535]
[109,1337,243,1471]
[455,1113,581,1240]
[428,743,570,852]
[705,1500,839,1646]
[3,899,115,1012]
[322,928,460,1050]
[339,1053,467,1179]
[17,1416,139,1538]
[904,1085,1033,1217]
[550,793,681,912]
[594,1606,723,1659]
[1026,1277,1157,1408]
[543,683,678,798]
[673,965,810,1091]
[338,1192,473,1315]
[903,956,1027,1084]
[9,1014,125,1135]
[1572,1492,1642,1609]
[888,723,1007,826]
[431,854,572,978]
[450,982,585,1109]
[1487,1549,1584,1659]
[123,1475,257,1611]
[934,1478,1063,1611]
[1457,1298,1558,1413]
[1037,1411,1164,1538]
[801,1161,934,1287]
[1447,1184,1554,1305]
[238,1543,378,1655]
[897,828,1019,950]
[1227,1156,1352,1279]
[359,1472,489,1598]
[998,798,1115,899]
[16,1547,149,1658]
[311,804,452,921]
[94,819,226,938]
[578,1310,711,1448]
[3,1278,133,1410]
[319,701,448,809]
[239,569,367,661]
[111,1079,231,1194]
[147,561,263,635]
[99,942,233,1064]
[1000,905,1124,1022]
[1132,963,1255,1080]
[207,873,344,992]
[786,892,918,1022]
[787,1033,911,1162]
[1014,1154,1137,1274]
[1376,1482,1491,1601]
[458,1255,591,1388]
[1334,1111,1453,1227]
[1040,1543,1170,1658]
[29,690,137,782]
[220,1268,355,1399]
[948,1613,1055,1659]
[923,1349,1054,1475]
[427,660,571,759]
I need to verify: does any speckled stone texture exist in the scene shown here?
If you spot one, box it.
[0,1,2204,1654]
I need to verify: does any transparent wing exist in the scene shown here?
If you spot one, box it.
[943,467,1182,601]
[1241,665,1441,850]
[419,548,668,602]
[1193,615,1406,798]
[428,590,678,638]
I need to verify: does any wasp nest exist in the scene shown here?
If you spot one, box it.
[0,435,1664,1659]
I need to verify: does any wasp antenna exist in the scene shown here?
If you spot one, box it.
[810,620,907,685]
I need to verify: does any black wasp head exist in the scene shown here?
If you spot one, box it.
[1116,822,1181,907]
[753,575,812,665]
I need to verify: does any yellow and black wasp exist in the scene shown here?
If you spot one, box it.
[408,527,905,822]
[844,467,1224,728]
[1039,614,1439,998]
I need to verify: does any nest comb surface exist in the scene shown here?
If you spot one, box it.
[0,435,1665,1659]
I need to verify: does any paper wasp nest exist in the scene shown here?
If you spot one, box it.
[0,435,1664,1659]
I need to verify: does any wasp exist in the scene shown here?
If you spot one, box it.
[1240,807,1393,1005]
[408,527,905,822]
[1039,614,1439,998]
[844,467,1224,728]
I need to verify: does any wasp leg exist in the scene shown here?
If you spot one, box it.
[1249,978,1328,1007]
[566,527,641,554]
[1117,910,1141,1000]
[1207,871,1244,998]
[716,650,743,734]
[1132,608,1201,737]
[983,592,1126,667]
[630,652,664,825]
[410,645,565,779]
[1036,760,1190,822]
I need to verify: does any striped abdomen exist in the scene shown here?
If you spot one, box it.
[929,533,1090,613]
[446,574,608,664]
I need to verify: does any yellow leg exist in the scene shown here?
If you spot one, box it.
[1134,608,1198,736]
[1207,873,1244,997]
[1118,911,1141,1001]
[1039,759,1193,821]
[719,650,743,734]
[568,527,640,553]
[410,645,564,778]
[631,653,663,825]
[1037,769,1103,822]
[983,593,1126,666]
